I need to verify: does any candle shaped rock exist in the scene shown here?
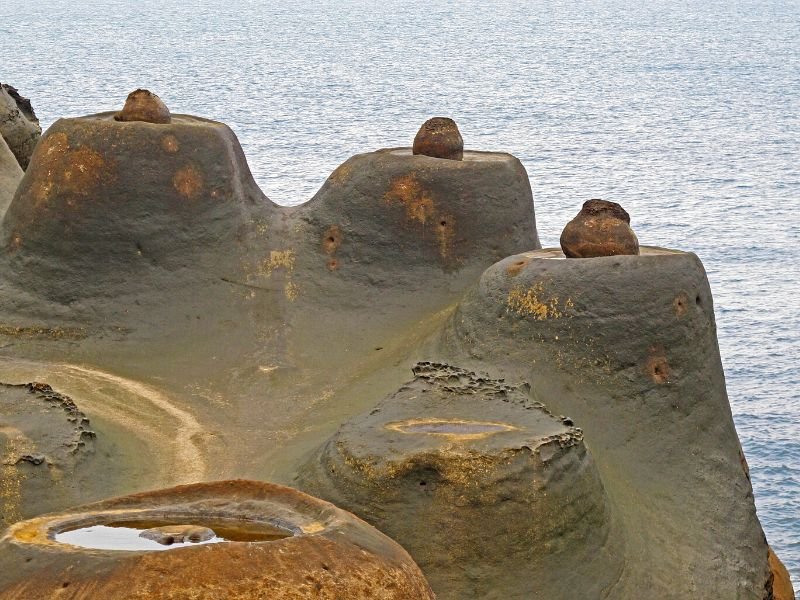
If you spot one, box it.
[116,89,171,124]
[412,117,463,160]
[560,199,639,258]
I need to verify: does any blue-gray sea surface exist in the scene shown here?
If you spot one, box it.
[2,0,798,582]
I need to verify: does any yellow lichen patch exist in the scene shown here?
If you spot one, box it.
[327,163,353,186]
[161,134,180,154]
[173,165,204,200]
[284,281,299,301]
[0,324,87,340]
[263,249,296,275]
[301,521,326,535]
[507,282,574,320]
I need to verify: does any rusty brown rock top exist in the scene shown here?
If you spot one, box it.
[560,198,640,258]
[413,117,464,160]
[116,89,172,124]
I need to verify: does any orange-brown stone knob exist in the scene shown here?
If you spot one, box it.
[412,117,463,160]
[560,199,640,258]
[116,89,171,124]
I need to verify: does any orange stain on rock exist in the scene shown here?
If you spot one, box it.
[28,132,112,206]
[645,346,671,384]
[322,225,343,255]
[506,258,531,277]
[384,174,456,260]
[161,135,180,154]
[673,292,690,317]
[173,165,204,200]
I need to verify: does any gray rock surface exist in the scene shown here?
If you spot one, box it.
[0,135,21,216]
[0,84,41,170]
[436,247,773,598]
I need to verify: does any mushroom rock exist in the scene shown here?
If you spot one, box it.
[297,362,623,599]
[560,199,639,258]
[0,83,41,170]
[0,99,540,496]
[412,117,464,160]
[0,91,277,333]
[0,382,96,528]
[115,88,172,124]
[0,480,435,599]
[0,135,22,216]
[436,247,774,597]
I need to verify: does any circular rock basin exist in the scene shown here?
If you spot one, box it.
[386,418,517,437]
[55,517,292,551]
[0,480,435,599]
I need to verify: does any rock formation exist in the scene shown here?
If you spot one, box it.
[0,136,21,216]
[560,198,639,257]
[0,91,793,599]
[298,362,623,599]
[412,117,464,160]
[0,84,41,170]
[0,383,98,529]
[434,247,774,597]
[0,480,435,598]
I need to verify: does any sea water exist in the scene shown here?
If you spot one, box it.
[1,0,797,580]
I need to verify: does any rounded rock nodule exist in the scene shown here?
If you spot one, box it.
[560,199,640,258]
[412,117,464,160]
[116,89,171,124]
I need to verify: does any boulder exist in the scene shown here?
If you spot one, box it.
[412,117,463,160]
[0,84,41,170]
[560,199,639,257]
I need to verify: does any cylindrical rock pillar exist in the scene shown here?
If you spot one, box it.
[438,247,774,598]
[297,362,623,599]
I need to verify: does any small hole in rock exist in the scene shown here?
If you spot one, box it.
[695,295,702,305]
[62,582,70,588]
[419,481,427,487]
[440,220,447,227]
